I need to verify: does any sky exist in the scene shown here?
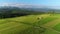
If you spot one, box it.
[0,0,60,9]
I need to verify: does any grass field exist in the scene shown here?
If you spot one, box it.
[0,14,60,34]
[53,23,60,32]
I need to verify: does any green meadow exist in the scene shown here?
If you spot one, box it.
[0,14,60,34]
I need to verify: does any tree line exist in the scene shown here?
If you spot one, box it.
[0,7,45,19]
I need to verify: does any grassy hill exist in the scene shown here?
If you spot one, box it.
[0,6,60,34]
[0,14,59,34]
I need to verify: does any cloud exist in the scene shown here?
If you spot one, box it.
[0,3,47,8]
[0,3,60,9]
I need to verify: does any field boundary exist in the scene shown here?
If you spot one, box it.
[41,18,60,34]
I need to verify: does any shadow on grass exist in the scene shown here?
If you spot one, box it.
[11,21,46,34]
[16,26,46,34]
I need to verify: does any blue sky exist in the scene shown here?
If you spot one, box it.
[0,0,59,6]
[0,0,60,9]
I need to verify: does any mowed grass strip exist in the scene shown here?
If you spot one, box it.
[42,18,60,28]
[43,29,59,34]
[0,23,32,34]
[0,22,21,30]
[53,23,60,32]
[0,20,11,24]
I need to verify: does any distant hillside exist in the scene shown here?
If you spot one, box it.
[0,6,45,18]
[0,6,60,18]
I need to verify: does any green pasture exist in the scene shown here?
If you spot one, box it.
[0,14,59,34]
[53,23,60,32]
